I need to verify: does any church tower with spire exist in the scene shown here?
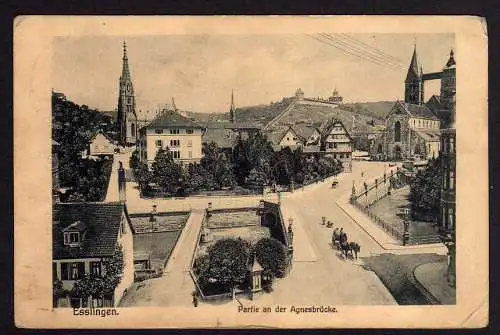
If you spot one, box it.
[404,45,425,105]
[117,41,138,145]
[229,90,236,123]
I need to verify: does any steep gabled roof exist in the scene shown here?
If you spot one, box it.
[202,128,236,149]
[293,123,318,140]
[53,202,128,259]
[406,46,422,81]
[147,109,204,129]
[401,102,439,120]
[389,101,439,121]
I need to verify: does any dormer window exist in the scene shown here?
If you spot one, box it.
[62,220,87,247]
[64,232,80,245]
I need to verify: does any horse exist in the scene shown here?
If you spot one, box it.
[340,240,350,259]
[348,242,361,260]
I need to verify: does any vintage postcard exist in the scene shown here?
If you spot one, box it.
[14,16,488,328]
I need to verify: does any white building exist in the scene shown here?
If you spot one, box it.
[137,109,205,167]
[88,131,116,156]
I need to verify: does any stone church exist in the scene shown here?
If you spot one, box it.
[371,46,456,161]
[116,42,138,146]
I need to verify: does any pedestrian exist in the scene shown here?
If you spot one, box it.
[361,171,364,178]
[192,291,199,307]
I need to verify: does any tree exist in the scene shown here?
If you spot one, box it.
[102,245,125,293]
[253,238,288,281]
[200,238,250,293]
[245,160,272,188]
[151,147,182,194]
[201,142,235,189]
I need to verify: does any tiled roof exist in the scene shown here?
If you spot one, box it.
[202,128,236,149]
[147,109,204,129]
[400,102,439,120]
[53,202,127,259]
[263,128,288,146]
[293,123,317,140]
[414,129,441,142]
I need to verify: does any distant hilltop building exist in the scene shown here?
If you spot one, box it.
[294,88,343,106]
[370,45,456,161]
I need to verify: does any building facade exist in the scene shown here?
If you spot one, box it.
[88,131,116,156]
[321,119,353,172]
[52,202,135,308]
[439,128,456,235]
[137,109,205,167]
[383,101,441,160]
[371,46,458,161]
[117,42,138,146]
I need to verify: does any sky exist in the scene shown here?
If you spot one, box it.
[52,33,454,114]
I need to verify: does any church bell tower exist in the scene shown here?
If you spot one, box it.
[117,41,137,145]
[404,45,424,105]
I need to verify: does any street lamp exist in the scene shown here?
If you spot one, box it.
[288,218,294,244]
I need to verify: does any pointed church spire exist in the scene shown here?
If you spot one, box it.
[406,44,421,80]
[229,90,236,123]
[171,97,177,111]
[445,49,456,68]
[121,40,131,80]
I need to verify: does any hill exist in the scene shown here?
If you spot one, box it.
[340,101,396,120]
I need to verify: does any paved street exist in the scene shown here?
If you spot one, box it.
[108,154,447,307]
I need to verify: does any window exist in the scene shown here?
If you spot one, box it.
[155,129,163,134]
[90,262,101,276]
[60,262,85,280]
[394,121,401,142]
[172,151,180,159]
[155,140,162,147]
[450,170,455,190]
[170,140,180,147]
[333,143,338,149]
[286,137,290,141]
[187,140,192,147]
[64,232,80,246]
[131,123,135,136]
[188,151,192,159]
[170,129,180,134]
[449,137,455,153]
[186,129,194,134]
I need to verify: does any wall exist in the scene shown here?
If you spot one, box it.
[113,212,135,306]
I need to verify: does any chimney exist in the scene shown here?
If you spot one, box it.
[118,161,126,203]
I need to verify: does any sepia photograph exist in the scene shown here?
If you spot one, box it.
[14,16,488,328]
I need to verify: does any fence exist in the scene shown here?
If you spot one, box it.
[349,168,414,242]
[351,200,403,241]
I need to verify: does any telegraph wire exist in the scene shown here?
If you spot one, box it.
[319,33,404,69]
[337,33,406,66]
[305,34,391,68]
[306,33,404,71]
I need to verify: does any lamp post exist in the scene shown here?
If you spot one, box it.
[402,208,410,246]
[288,218,294,244]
